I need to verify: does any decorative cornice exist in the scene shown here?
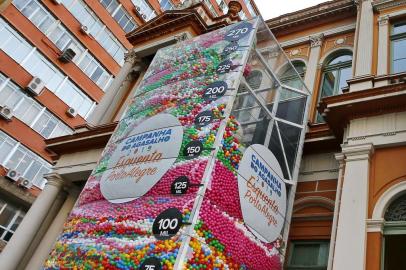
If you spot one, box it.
[280,23,356,48]
[373,0,406,12]
[342,143,374,161]
[266,0,355,35]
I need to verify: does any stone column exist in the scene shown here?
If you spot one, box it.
[327,153,345,270]
[0,174,65,270]
[88,50,140,125]
[351,0,374,91]
[304,34,324,93]
[376,15,390,87]
[24,188,79,269]
[332,143,374,270]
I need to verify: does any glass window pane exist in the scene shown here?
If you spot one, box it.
[393,39,406,63]
[21,2,38,18]
[48,26,64,44]
[394,23,406,35]
[24,160,42,180]
[328,54,352,65]
[13,0,27,10]
[113,7,124,21]
[41,118,57,138]
[90,66,103,81]
[107,1,119,13]
[15,154,32,174]
[0,140,14,163]
[2,85,23,108]
[31,8,47,27]
[33,166,50,188]
[320,70,337,98]
[6,149,24,171]
[393,59,406,73]
[291,244,321,266]
[38,17,54,34]
[338,67,351,92]
[13,98,32,121]
[47,73,64,91]
[33,113,51,134]
[0,84,17,107]
[10,215,23,231]
[0,205,16,227]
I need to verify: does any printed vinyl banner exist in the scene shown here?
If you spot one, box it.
[45,19,289,270]
[238,144,286,243]
[100,114,183,203]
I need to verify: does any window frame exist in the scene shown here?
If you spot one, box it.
[159,0,174,11]
[390,21,406,74]
[315,52,352,123]
[0,199,25,243]
[13,0,113,91]
[0,130,52,189]
[287,240,330,270]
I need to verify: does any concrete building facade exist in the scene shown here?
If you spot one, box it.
[2,0,406,269]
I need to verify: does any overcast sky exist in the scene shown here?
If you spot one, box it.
[254,0,327,20]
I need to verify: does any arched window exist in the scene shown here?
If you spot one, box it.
[385,194,406,222]
[280,61,306,89]
[316,52,352,122]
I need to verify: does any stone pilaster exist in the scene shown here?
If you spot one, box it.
[351,0,374,91]
[376,15,390,87]
[304,34,324,93]
[0,173,65,270]
[332,143,374,270]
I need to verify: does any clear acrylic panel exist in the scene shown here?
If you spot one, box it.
[45,18,310,270]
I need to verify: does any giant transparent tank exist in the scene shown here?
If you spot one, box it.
[45,18,310,270]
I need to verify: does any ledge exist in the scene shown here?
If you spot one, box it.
[318,81,406,139]
[45,122,117,156]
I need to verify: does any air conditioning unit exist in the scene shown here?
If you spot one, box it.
[27,77,45,96]
[66,107,77,118]
[0,105,13,121]
[59,48,76,63]
[142,14,147,20]
[80,24,90,35]
[51,0,62,4]
[20,178,33,189]
[134,6,141,12]
[6,169,19,181]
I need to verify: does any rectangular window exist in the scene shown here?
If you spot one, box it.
[60,0,127,65]
[131,0,157,21]
[0,199,25,242]
[391,22,406,74]
[13,0,113,91]
[0,74,73,139]
[0,131,52,188]
[99,0,138,33]
[244,0,256,17]
[0,18,95,118]
[159,0,174,11]
[287,241,329,270]
[216,0,228,14]
[203,0,217,17]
